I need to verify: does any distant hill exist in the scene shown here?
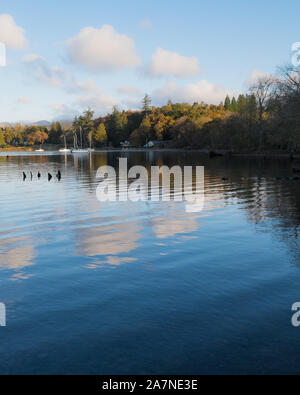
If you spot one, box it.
[33,120,52,127]
[0,122,13,128]
[0,120,72,129]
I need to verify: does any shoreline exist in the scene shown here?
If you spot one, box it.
[1,146,300,159]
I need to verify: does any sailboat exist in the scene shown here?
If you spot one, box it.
[71,128,89,153]
[35,144,44,152]
[59,135,71,152]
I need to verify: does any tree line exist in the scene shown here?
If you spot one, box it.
[1,63,300,152]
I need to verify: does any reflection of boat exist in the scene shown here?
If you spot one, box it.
[59,135,70,152]
[71,148,89,153]
[88,133,95,152]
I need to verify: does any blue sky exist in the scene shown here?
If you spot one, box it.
[0,0,299,122]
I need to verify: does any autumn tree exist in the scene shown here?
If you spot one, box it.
[94,123,107,146]
[0,132,5,146]
[26,130,48,146]
[138,116,152,144]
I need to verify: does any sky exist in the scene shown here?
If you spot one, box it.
[0,0,299,122]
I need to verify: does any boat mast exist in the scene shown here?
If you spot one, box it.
[80,127,83,148]
[73,133,78,149]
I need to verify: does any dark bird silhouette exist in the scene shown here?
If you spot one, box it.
[37,172,41,179]
[48,173,52,181]
[222,177,229,181]
[56,170,61,181]
[23,172,26,181]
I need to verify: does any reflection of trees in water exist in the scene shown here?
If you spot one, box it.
[210,158,300,265]
[3,152,300,266]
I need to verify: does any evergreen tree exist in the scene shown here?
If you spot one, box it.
[224,95,231,111]
[237,94,246,114]
[72,109,94,146]
[107,106,128,145]
[49,122,62,144]
[231,97,238,112]
[245,94,257,124]
[142,94,152,114]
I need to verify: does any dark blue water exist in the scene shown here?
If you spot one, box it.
[1,151,300,374]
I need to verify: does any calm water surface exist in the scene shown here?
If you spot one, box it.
[1,151,300,374]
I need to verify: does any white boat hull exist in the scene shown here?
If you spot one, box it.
[71,149,90,153]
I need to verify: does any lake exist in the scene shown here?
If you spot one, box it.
[1,151,300,374]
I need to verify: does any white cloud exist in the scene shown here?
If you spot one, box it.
[76,94,119,115]
[51,103,78,121]
[23,54,65,87]
[0,14,27,49]
[65,78,100,95]
[52,91,119,120]
[121,97,142,110]
[17,96,31,104]
[245,69,272,87]
[22,53,40,63]
[23,53,102,96]
[117,85,141,96]
[153,80,233,105]
[66,24,141,72]
[148,48,200,78]
[139,19,153,29]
